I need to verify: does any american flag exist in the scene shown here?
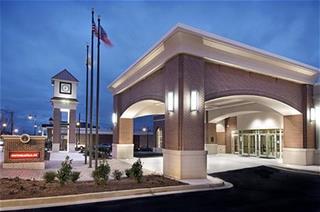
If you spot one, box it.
[93,21,112,47]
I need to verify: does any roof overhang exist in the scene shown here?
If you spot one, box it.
[108,23,319,95]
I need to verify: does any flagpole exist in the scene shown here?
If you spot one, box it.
[95,16,101,169]
[85,44,89,165]
[89,8,94,168]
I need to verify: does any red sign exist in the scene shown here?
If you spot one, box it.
[9,152,40,159]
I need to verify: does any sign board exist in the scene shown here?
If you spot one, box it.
[9,152,40,160]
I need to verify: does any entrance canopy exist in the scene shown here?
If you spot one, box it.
[206,95,301,123]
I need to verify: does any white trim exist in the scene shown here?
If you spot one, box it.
[3,162,45,169]
[162,149,207,179]
[109,24,319,95]
[282,148,315,166]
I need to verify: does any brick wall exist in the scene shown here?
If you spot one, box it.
[4,137,45,163]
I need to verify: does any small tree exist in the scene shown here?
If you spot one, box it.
[71,171,80,183]
[125,169,132,178]
[43,171,56,183]
[92,161,111,185]
[112,169,123,181]
[131,159,143,183]
[56,156,73,185]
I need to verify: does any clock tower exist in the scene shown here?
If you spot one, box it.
[51,69,79,152]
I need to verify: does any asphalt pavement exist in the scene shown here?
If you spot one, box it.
[23,166,320,212]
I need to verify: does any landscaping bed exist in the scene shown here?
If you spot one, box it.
[0,175,185,200]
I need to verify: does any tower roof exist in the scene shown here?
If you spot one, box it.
[52,69,79,82]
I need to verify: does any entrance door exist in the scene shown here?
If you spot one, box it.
[260,134,267,157]
[233,135,239,154]
[268,135,276,158]
[259,134,276,158]
[249,135,256,156]
[243,135,249,156]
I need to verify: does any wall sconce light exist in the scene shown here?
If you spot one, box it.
[190,90,199,111]
[310,107,316,122]
[167,91,174,112]
[112,113,117,126]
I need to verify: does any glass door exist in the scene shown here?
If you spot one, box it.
[233,135,239,154]
[243,135,249,156]
[268,135,276,158]
[260,134,267,157]
[249,135,256,156]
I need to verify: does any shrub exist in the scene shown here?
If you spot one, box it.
[43,171,56,183]
[131,159,143,183]
[56,156,73,185]
[112,169,123,181]
[71,171,80,183]
[125,169,132,178]
[92,161,111,185]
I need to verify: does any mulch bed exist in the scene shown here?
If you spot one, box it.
[0,175,185,200]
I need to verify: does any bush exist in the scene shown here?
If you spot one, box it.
[131,159,143,183]
[71,171,80,183]
[56,156,73,185]
[92,161,111,185]
[112,169,123,181]
[43,171,56,183]
[125,169,132,178]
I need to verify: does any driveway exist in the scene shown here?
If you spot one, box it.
[26,166,320,212]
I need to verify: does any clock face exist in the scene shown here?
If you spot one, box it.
[59,82,72,94]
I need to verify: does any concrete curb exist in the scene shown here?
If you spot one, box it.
[0,181,232,211]
[268,165,320,176]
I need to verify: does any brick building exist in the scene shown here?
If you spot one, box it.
[108,24,320,180]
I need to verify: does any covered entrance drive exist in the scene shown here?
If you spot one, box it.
[205,95,302,161]
[109,24,319,180]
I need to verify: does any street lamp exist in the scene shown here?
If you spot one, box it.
[1,123,7,135]
[14,128,19,134]
[76,121,81,150]
[27,114,37,135]
[142,127,149,149]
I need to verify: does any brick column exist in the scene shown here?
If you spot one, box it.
[163,54,207,179]
[68,109,76,152]
[225,117,237,153]
[52,108,61,152]
[205,122,217,154]
[112,110,134,159]
[283,113,315,165]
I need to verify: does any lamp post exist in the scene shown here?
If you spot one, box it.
[76,120,80,150]
[1,123,7,135]
[142,127,149,149]
[28,114,37,135]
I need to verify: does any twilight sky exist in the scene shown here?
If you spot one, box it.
[0,0,319,133]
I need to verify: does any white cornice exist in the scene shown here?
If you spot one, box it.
[108,23,319,95]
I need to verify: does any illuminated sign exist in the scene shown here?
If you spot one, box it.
[9,152,40,159]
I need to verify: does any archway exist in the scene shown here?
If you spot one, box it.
[112,99,165,159]
[205,95,302,163]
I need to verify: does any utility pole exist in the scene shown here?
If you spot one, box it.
[10,112,13,135]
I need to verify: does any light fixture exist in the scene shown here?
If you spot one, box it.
[2,123,7,128]
[34,124,37,128]
[190,90,199,111]
[76,122,80,127]
[14,128,19,133]
[142,127,147,132]
[112,113,117,126]
[310,107,316,121]
[28,114,33,120]
[38,130,42,134]
[167,91,174,112]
